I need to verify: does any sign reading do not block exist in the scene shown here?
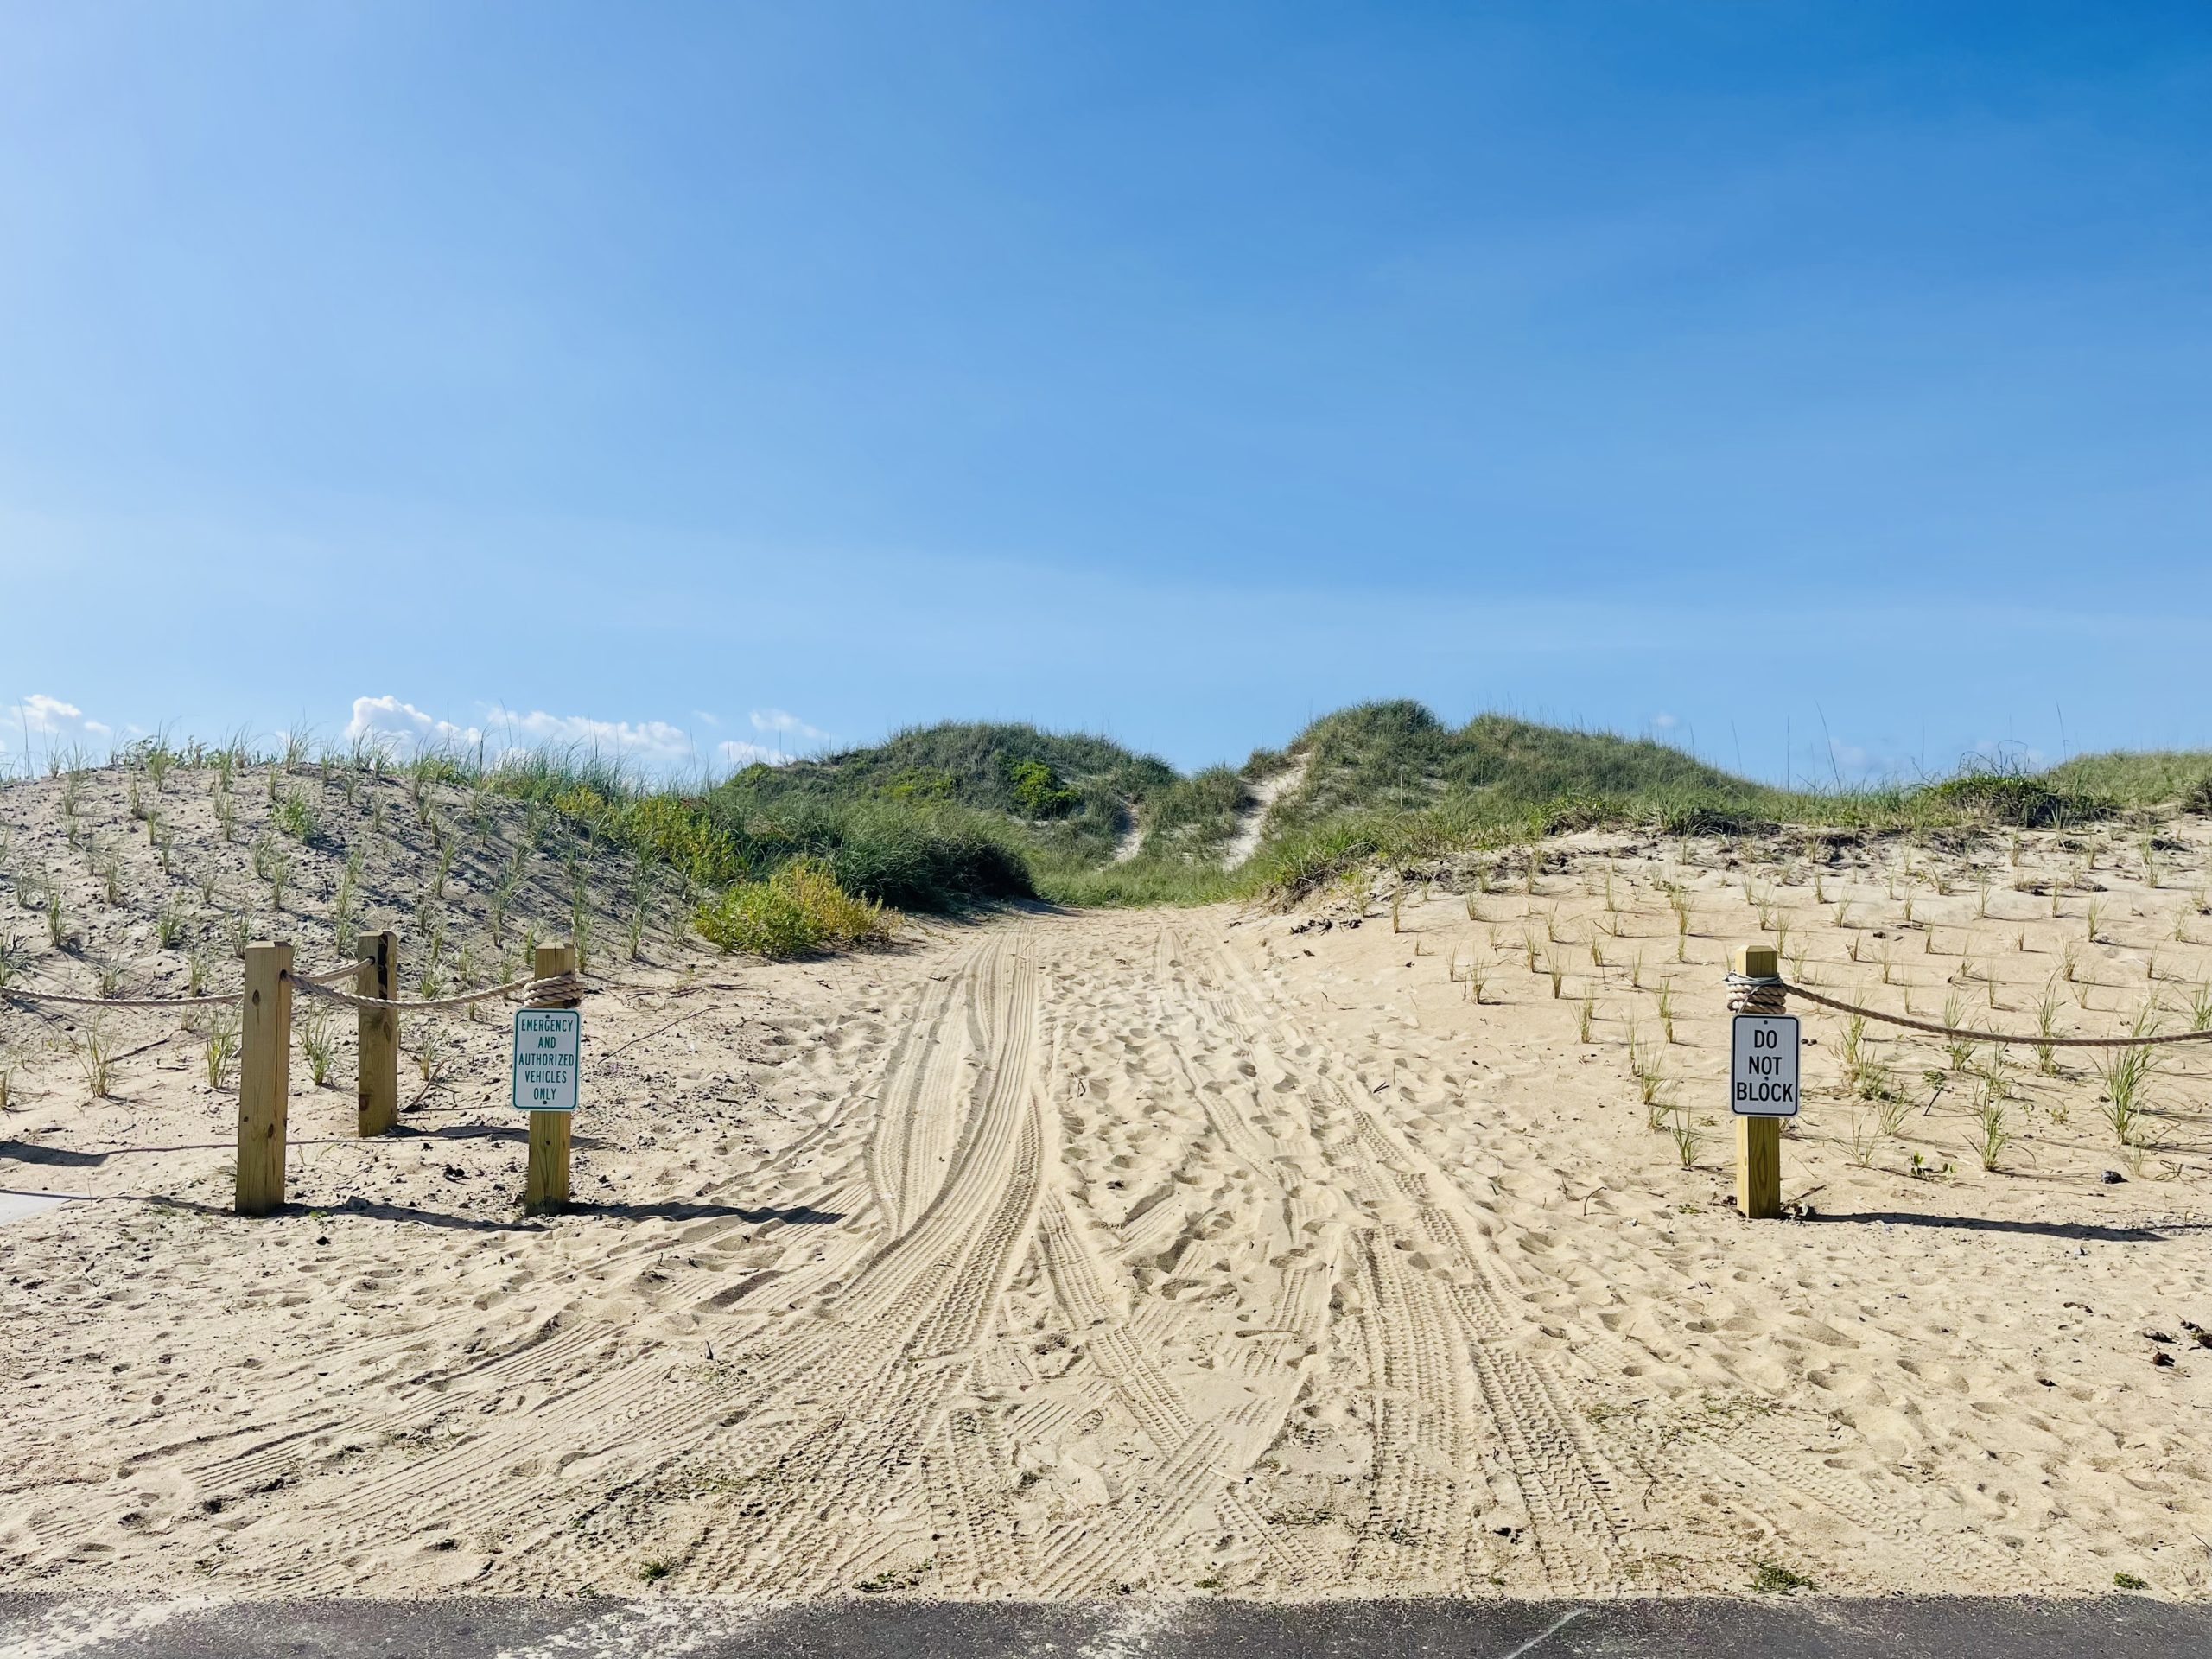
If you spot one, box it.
[1730,1014,1800,1116]
[513,1009,581,1113]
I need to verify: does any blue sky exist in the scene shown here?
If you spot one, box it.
[3,3,2208,783]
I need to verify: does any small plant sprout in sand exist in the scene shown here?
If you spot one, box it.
[1628,1028,1672,1125]
[73,1020,117,1098]
[413,1019,449,1084]
[1847,1112,1878,1167]
[155,903,188,950]
[2097,1012,2161,1147]
[2187,982,2212,1034]
[1576,993,1595,1043]
[274,791,316,843]
[1653,981,1676,1044]
[1940,995,1975,1071]
[92,842,123,906]
[1838,1012,1868,1093]
[204,1009,240,1088]
[1544,950,1565,999]
[1969,1085,2015,1173]
[1667,1106,1703,1168]
[2034,984,2063,1076]
[2085,899,2102,942]
[1465,958,1490,1005]
[299,1007,337,1087]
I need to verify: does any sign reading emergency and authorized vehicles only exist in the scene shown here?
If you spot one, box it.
[1730,1014,1801,1116]
[512,1009,581,1114]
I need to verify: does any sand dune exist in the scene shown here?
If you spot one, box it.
[4,821,2211,1599]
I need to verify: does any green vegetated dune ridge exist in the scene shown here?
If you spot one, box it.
[3,706,2209,961]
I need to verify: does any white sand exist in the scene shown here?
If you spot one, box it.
[3,797,2212,1599]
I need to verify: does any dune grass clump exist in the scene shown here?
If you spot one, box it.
[695,860,895,959]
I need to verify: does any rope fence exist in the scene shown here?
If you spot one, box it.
[3,956,373,1013]
[1730,972,2212,1050]
[293,969,587,1015]
[3,929,601,1216]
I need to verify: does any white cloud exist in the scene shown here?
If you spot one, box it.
[344,696,481,758]
[345,694,776,776]
[481,705,696,769]
[748,708,830,741]
[341,695,844,776]
[1649,712,1679,731]
[2,693,113,757]
[718,739,791,768]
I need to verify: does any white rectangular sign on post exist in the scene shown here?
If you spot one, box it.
[1730,1014,1800,1116]
[512,1009,581,1114]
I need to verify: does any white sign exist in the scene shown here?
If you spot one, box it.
[1730,1014,1800,1116]
[512,1009,581,1114]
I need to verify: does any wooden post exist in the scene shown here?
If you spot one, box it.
[356,930,398,1136]
[524,940,578,1215]
[1732,943,1783,1220]
[236,941,294,1217]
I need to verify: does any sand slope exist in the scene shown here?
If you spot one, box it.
[4,823,2212,1599]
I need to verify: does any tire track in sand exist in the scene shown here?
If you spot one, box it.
[190,954,960,1593]
[669,938,1047,1593]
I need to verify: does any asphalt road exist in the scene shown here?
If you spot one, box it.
[3,1595,2209,1658]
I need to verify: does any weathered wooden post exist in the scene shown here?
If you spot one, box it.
[356,929,399,1136]
[1728,943,1795,1219]
[236,941,294,1216]
[523,940,580,1214]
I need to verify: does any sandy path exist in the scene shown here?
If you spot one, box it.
[6,842,2212,1599]
[1220,759,1306,869]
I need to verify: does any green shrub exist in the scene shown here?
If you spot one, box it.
[882,768,956,802]
[701,792,1032,912]
[622,794,741,886]
[1913,770,2108,828]
[694,860,894,958]
[1008,757,1079,818]
[273,791,318,843]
